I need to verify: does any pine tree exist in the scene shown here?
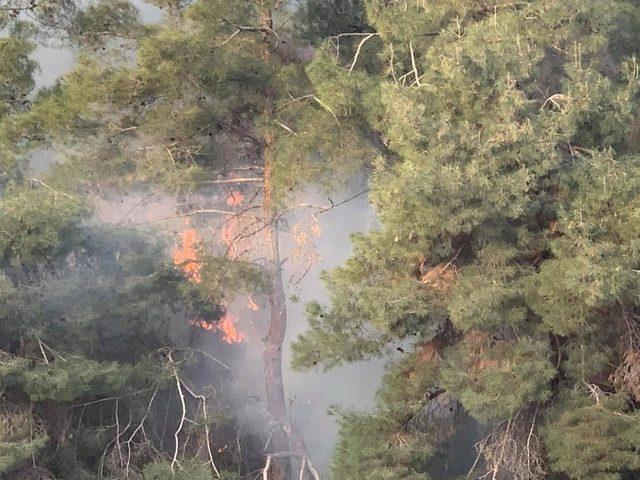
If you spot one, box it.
[7,0,371,478]
[292,1,640,478]
[0,6,270,476]
[0,184,260,478]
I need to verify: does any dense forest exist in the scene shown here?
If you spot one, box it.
[1,0,640,479]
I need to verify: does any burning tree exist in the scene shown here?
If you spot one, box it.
[5,0,372,478]
[0,184,262,478]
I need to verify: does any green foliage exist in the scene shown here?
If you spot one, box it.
[542,391,640,480]
[527,153,640,336]
[0,405,48,475]
[294,0,640,476]
[0,187,85,267]
[4,0,640,477]
[11,0,372,204]
[0,36,36,117]
[69,0,144,47]
[142,459,238,479]
[0,180,245,477]
[0,355,132,402]
[441,335,555,422]
[562,340,616,384]
[295,0,369,44]
[448,244,529,331]
[291,299,387,370]
[0,435,48,474]
[331,412,430,480]
[197,255,268,305]
[0,34,39,184]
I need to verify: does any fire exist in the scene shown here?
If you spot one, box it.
[215,314,245,343]
[246,294,259,311]
[189,314,245,344]
[190,318,216,331]
[173,227,202,284]
[179,190,256,343]
[226,190,245,206]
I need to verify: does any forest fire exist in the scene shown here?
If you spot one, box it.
[172,226,202,284]
[226,190,245,206]
[174,223,247,343]
[246,294,259,311]
[189,315,245,344]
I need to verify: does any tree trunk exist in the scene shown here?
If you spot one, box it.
[260,6,291,479]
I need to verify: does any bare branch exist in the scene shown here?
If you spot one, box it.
[409,41,422,86]
[305,457,321,480]
[201,177,263,184]
[149,207,260,224]
[262,455,272,480]
[275,121,297,135]
[219,28,241,46]
[156,347,231,371]
[179,381,221,478]
[171,368,187,473]
[29,178,75,200]
[348,33,378,75]
[36,338,49,365]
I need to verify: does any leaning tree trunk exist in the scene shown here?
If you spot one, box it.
[260,7,291,479]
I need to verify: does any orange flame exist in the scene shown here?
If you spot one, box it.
[189,314,245,344]
[246,295,259,311]
[226,191,245,206]
[173,228,202,284]
[190,318,216,331]
[215,314,245,343]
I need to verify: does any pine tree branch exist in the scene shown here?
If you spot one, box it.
[348,33,378,75]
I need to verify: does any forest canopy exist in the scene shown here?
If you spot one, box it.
[0,0,639,479]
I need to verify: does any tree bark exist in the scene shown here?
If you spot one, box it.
[259,6,291,479]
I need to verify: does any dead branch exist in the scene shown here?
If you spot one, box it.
[299,456,307,480]
[34,337,66,362]
[219,28,241,46]
[348,33,378,75]
[219,17,279,48]
[36,338,49,365]
[72,387,156,409]
[276,189,370,220]
[29,178,75,199]
[123,385,159,474]
[171,368,187,473]
[262,455,272,480]
[179,381,221,478]
[201,177,263,184]
[409,41,422,86]
[275,121,297,135]
[467,408,545,480]
[305,457,321,480]
[149,206,260,224]
[156,347,231,371]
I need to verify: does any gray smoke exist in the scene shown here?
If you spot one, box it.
[280,178,387,472]
[26,6,389,474]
